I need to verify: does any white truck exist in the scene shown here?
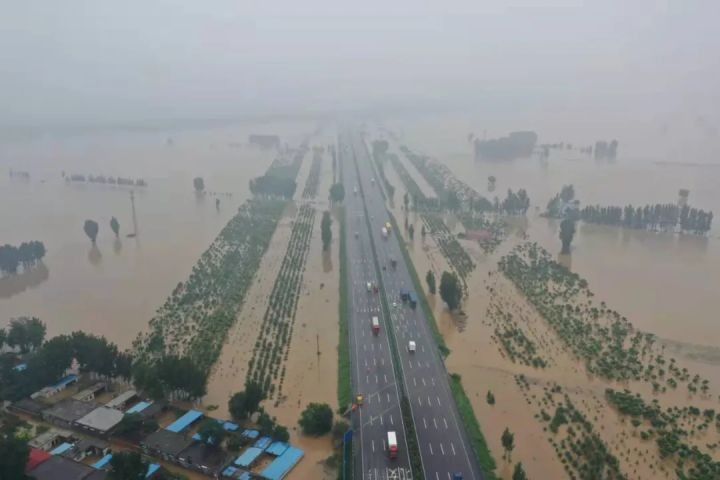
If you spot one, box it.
[381,227,388,238]
[408,341,416,353]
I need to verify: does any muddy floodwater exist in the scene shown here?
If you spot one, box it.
[384,115,720,347]
[381,114,720,479]
[0,119,313,347]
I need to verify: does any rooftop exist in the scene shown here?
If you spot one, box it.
[12,397,46,415]
[44,399,98,423]
[27,455,94,480]
[105,390,137,409]
[233,447,263,468]
[76,406,124,432]
[178,442,227,470]
[25,448,51,473]
[143,429,192,457]
[165,409,203,433]
[260,446,304,480]
[126,401,152,414]
[72,383,106,401]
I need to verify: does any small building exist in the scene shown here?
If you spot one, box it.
[75,406,124,436]
[104,390,137,410]
[141,429,193,463]
[165,409,203,433]
[25,448,52,474]
[10,397,47,418]
[28,427,75,451]
[69,438,110,461]
[177,441,227,475]
[27,455,95,480]
[42,399,97,429]
[31,374,79,399]
[72,383,107,402]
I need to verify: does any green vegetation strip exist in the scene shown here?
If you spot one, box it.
[386,213,449,357]
[337,206,351,412]
[248,204,316,401]
[449,374,498,479]
[134,198,288,376]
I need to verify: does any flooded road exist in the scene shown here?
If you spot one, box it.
[0,119,313,347]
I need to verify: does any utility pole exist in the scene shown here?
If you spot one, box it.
[130,190,138,236]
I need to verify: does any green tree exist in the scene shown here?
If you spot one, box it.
[7,317,46,353]
[439,271,462,311]
[0,434,29,479]
[299,402,333,436]
[446,190,460,211]
[109,451,146,480]
[110,217,120,237]
[559,218,576,254]
[193,176,205,192]
[197,419,226,446]
[0,328,5,349]
[330,183,345,203]
[244,379,265,413]
[229,391,249,420]
[321,211,332,251]
[425,270,436,294]
[486,391,495,405]
[0,245,20,274]
[272,424,290,442]
[512,462,527,480]
[83,219,99,243]
[501,427,515,461]
[115,413,143,435]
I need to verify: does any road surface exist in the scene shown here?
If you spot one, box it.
[342,127,484,480]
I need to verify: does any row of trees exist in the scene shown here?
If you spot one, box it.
[0,329,132,402]
[0,317,46,353]
[0,241,46,275]
[594,140,619,160]
[249,174,297,198]
[132,356,206,400]
[579,203,713,234]
[66,173,147,187]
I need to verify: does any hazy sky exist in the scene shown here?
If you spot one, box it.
[1,0,718,126]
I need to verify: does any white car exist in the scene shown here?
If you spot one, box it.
[408,341,416,353]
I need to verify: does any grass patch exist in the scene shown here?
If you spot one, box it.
[337,206,351,412]
[386,212,449,357]
[449,373,498,479]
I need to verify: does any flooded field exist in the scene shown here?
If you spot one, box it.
[380,115,720,479]
[203,130,339,479]
[0,119,314,347]
[384,115,720,347]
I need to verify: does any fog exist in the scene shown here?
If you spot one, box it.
[2,0,719,148]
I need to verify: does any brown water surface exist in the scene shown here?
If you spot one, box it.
[0,120,313,347]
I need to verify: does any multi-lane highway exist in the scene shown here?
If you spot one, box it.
[342,128,483,480]
[341,130,413,480]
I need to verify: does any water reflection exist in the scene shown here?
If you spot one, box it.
[88,244,102,266]
[0,263,49,299]
[557,253,572,270]
[113,238,122,255]
[322,249,333,273]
